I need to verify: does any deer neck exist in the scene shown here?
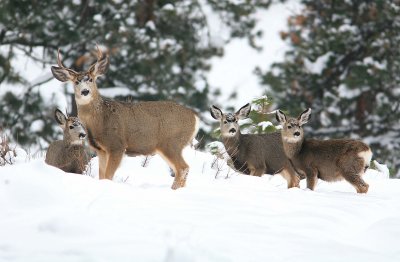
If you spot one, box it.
[76,90,103,124]
[282,137,304,160]
[222,133,241,158]
[63,136,83,148]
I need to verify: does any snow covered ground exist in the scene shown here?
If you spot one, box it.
[1,146,400,262]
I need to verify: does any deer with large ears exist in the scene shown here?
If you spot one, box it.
[276,108,372,193]
[45,109,89,174]
[210,103,300,187]
[51,46,199,189]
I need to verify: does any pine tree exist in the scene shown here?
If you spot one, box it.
[259,0,400,176]
[0,0,272,149]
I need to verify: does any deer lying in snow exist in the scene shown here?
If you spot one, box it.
[276,108,372,193]
[45,109,89,174]
[51,46,199,189]
[210,103,300,188]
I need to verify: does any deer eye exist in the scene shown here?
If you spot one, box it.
[75,81,79,85]
[69,126,74,129]
[223,121,228,124]
[288,125,292,129]
[89,78,93,82]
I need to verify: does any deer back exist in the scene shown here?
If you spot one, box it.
[80,99,199,156]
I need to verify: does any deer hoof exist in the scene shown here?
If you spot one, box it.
[357,183,369,194]
[171,181,182,190]
[171,178,187,190]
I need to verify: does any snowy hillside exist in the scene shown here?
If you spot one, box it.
[1,147,400,262]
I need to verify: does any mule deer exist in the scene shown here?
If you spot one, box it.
[210,104,300,187]
[276,108,372,193]
[51,46,199,189]
[45,109,89,174]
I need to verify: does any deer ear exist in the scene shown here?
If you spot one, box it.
[298,108,312,126]
[88,56,109,77]
[54,109,67,127]
[276,110,287,123]
[51,66,75,82]
[210,105,223,120]
[235,103,251,119]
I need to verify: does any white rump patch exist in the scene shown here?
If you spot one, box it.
[358,149,372,166]
[193,116,200,138]
[191,116,200,148]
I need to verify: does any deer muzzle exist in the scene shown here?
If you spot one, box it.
[81,89,90,96]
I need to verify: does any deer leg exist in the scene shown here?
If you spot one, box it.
[157,148,189,190]
[104,150,124,180]
[280,166,300,188]
[340,158,369,193]
[342,172,369,193]
[171,156,189,190]
[248,163,265,177]
[248,165,256,176]
[253,169,264,177]
[97,150,107,179]
[306,167,318,191]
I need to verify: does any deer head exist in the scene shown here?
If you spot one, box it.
[210,103,251,138]
[54,109,87,145]
[276,108,311,143]
[51,45,109,105]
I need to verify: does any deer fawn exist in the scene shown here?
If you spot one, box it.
[276,108,372,193]
[45,109,89,174]
[51,46,199,189]
[210,103,300,187]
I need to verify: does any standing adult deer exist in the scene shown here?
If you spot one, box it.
[210,104,300,187]
[45,109,89,174]
[276,108,372,193]
[51,46,199,189]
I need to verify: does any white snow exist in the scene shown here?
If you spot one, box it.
[257,121,274,130]
[338,24,359,33]
[1,146,399,262]
[146,21,156,31]
[304,52,332,74]
[162,3,175,11]
[338,83,364,99]
[93,14,103,22]
[363,57,387,70]
[207,0,303,108]
[30,119,45,133]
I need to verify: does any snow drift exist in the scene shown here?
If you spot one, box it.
[0,147,399,262]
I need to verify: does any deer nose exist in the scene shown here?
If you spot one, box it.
[229,128,236,134]
[294,131,301,137]
[81,89,89,96]
[79,133,86,139]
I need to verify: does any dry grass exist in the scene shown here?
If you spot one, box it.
[0,134,17,166]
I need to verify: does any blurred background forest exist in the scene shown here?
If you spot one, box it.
[0,0,399,176]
